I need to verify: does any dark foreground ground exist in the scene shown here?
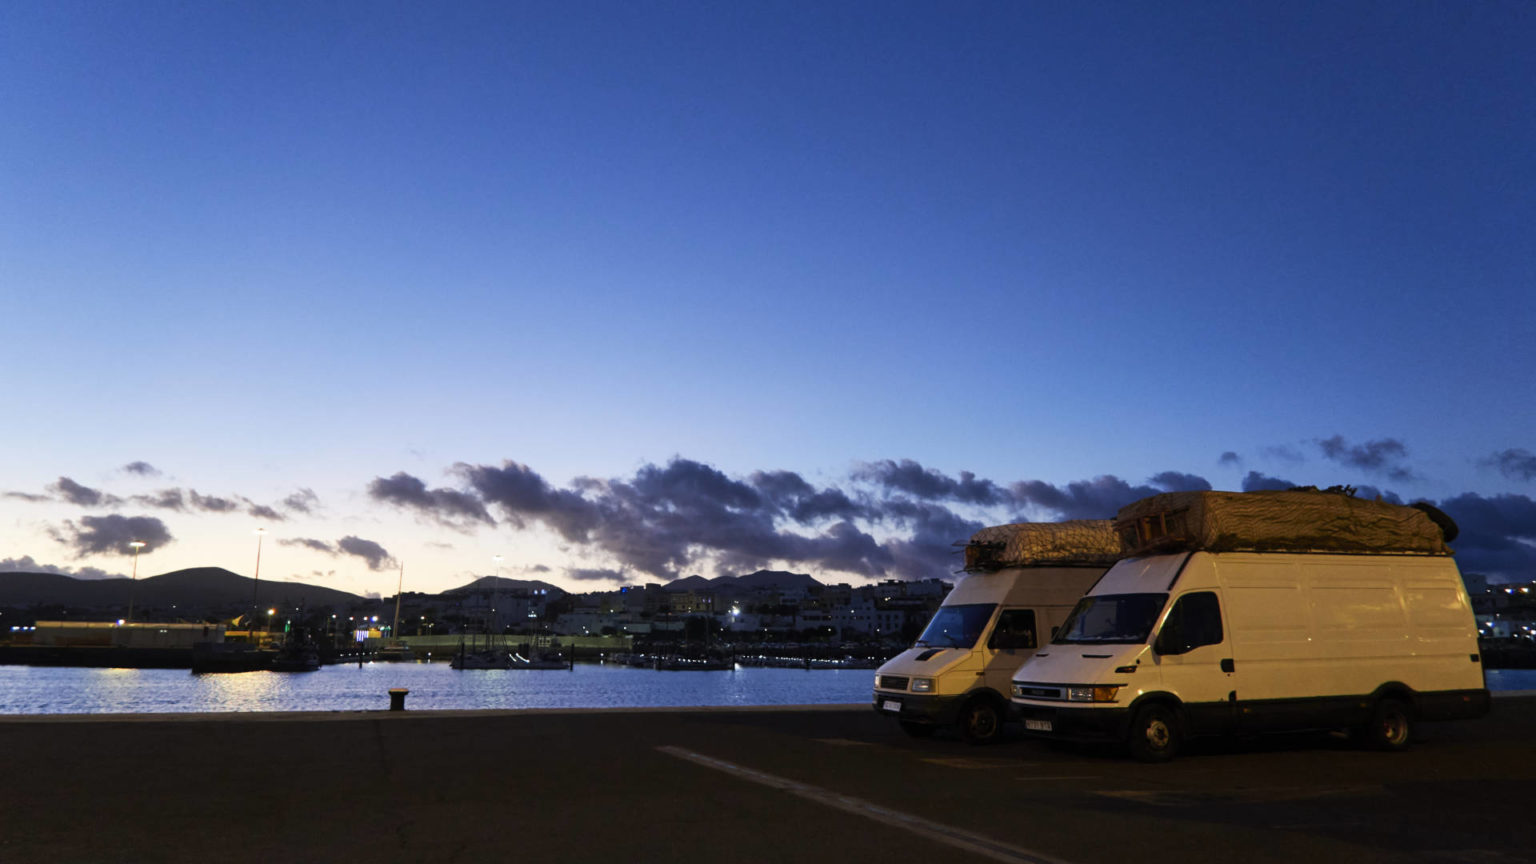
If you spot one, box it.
[2,696,1533,864]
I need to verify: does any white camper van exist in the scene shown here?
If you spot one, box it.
[1009,491,1490,761]
[872,521,1120,743]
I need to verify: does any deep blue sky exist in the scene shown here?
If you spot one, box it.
[3,2,1533,594]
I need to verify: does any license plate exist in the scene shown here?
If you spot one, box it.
[881,699,902,713]
[1024,719,1053,732]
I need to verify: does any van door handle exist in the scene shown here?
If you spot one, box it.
[1220,658,1235,673]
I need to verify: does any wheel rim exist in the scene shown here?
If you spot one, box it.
[968,706,997,738]
[1145,716,1171,750]
[1381,711,1407,745]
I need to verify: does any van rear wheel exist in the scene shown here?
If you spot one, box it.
[958,699,1002,745]
[1359,698,1414,751]
[1127,703,1180,762]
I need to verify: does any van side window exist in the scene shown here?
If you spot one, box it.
[1156,592,1224,655]
[989,609,1037,651]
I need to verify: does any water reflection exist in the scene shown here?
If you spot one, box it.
[0,663,879,715]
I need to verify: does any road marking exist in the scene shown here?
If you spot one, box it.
[657,746,1074,864]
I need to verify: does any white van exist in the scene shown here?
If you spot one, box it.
[873,521,1119,744]
[1010,497,1490,760]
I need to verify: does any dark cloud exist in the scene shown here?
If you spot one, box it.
[1241,471,1297,492]
[247,503,284,521]
[1010,474,1202,520]
[460,461,597,540]
[188,490,240,513]
[282,488,320,514]
[1482,449,1536,482]
[134,489,186,510]
[4,491,50,503]
[50,477,121,508]
[1148,472,1212,492]
[1316,435,1416,482]
[54,515,173,558]
[750,470,865,522]
[876,500,981,580]
[853,459,1010,506]
[0,556,121,579]
[567,568,628,583]
[1218,452,1242,468]
[122,461,159,476]
[368,472,494,528]
[1436,493,1536,581]
[279,538,337,554]
[337,536,396,572]
[381,458,1225,581]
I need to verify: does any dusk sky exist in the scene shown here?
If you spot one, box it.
[3,2,1533,597]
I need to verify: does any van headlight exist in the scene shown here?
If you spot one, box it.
[1067,685,1120,703]
[910,678,935,693]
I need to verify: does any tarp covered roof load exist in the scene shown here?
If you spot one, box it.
[964,520,1125,571]
[1114,490,1453,558]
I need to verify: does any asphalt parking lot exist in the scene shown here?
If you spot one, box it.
[2,697,1532,864]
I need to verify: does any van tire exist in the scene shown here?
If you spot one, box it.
[958,698,1002,745]
[1359,698,1415,751]
[1127,702,1181,762]
[899,721,935,738]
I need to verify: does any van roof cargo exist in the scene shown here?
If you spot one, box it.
[964,520,1125,571]
[1114,489,1452,557]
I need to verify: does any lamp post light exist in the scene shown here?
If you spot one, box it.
[127,541,146,624]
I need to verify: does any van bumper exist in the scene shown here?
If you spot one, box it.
[1014,702,1130,743]
[872,692,963,726]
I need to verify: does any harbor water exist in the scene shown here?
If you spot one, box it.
[0,660,879,715]
[1,662,1532,716]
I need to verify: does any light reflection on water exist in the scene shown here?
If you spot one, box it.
[0,662,878,715]
[1,665,1529,716]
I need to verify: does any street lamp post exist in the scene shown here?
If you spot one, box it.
[493,554,503,635]
[127,541,146,623]
[251,528,266,643]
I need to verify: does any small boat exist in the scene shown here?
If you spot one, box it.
[450,648,514,670]
[510,651,570,670]
[270,636,321,672]
[191,641,274,674]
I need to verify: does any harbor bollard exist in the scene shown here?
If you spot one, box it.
[388,688,409,711]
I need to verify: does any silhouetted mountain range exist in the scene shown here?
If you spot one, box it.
[662,569,823,594]
[0,567,366,612]
[442,576,566,596]
[0,566,824,616]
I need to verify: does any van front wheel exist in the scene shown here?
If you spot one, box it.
[1127,703,1180,762]
[958,699,1002,745]
[1360,698,1414,751]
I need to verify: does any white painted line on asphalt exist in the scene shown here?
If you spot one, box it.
[657,746,1075,864]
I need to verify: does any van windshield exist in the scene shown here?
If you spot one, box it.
[915,604,996,649]
[1053,594,1168,644]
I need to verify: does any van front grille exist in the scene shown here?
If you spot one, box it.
[1012,682,1066,700]
[878,675,910,691]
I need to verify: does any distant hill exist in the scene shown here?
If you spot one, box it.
[0,567,366,615]
[443,576,566,596]
[663,569,824,594]
[662,575,714,592]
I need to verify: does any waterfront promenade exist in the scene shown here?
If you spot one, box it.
[2,696,1533,863]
